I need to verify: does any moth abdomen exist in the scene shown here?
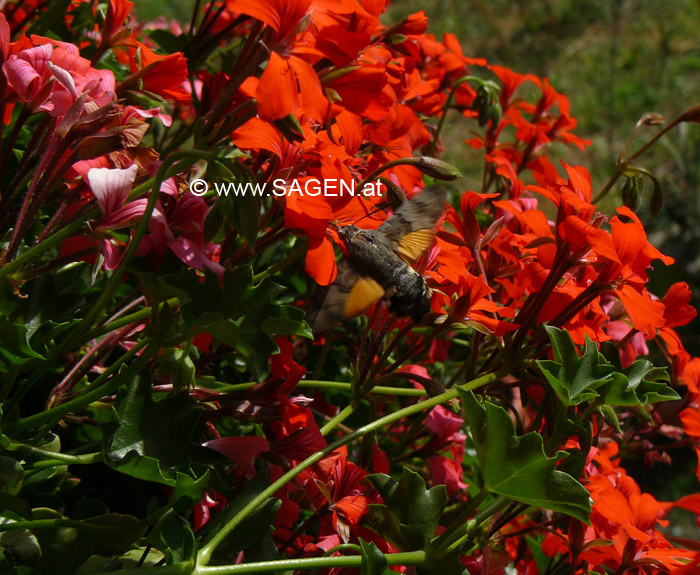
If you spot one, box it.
[387,268,431,322]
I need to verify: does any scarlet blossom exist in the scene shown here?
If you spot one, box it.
[573,465,696,572]
[226,0,328,123]
[601,207,673,339]
[680,357,700,396]
[100,0,134,49]
[680,407,700,481]
[193,490,227,531]
[314,449,371,541]
[306,0,381,66]
[267,401,326,464]
[123,40,189,101]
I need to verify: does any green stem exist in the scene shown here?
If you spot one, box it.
[428,76,479,157]
[431,488,489,554]
[443,496,511,555]
[83,297,181,342]
[7,443,101,466]
[194,551,426,575]
[320,404,355,436]
[91,565,192,575]
[196,370,502,566]
[197,379,428,397]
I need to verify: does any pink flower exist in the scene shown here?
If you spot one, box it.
[88,164,154,270]
[139,186,225,277]
[426,404,463,441]
[204,436,270,477]
[428,455,468,495]
[2,36,115,115]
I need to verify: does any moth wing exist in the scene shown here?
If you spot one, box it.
[379,185,446,243]
[306,262,385,335]
[394,229,436,266]
[379,186,446,265]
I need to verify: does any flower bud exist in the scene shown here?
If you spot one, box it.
[416,156,462,180]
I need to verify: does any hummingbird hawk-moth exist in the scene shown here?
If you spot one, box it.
[306,186,447,335]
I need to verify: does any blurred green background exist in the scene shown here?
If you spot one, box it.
[134,0,700,523]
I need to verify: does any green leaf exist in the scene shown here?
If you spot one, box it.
[204,201,225,244]
[135,266,291,378]
[525,534,550,573]
[536,327,615,406]
[363,504,409,550]
[360,539,388,575]
[104,373,204,485]
[170,471,210,513]
[148,29,187,53]
[366,468,447,550]
[0,524,41,568]
[76,548,165,573]
[0,317,45,369]
[262,305,312,338]
[156,347,196,389]
[146,511,196,566]
[598,360,679,406]
[31,508,145,575]
[212,158,261,245]
[459,389,591,522]
[0,456,23,495]
[0,493,32,520]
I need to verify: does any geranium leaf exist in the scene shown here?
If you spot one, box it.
[459,389,591,522]
[367,468,446,550]
[536,326,615,405]
[360,538,387,575]
[30,508,145,575]
[104,373,204,485]
[146,511,196,566]
[598,359,679,406]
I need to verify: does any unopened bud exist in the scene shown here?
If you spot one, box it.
[621,174,642,211]
[416,156,462,180]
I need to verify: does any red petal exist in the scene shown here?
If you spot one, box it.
[256,51,297,121]
[305,236,337,286]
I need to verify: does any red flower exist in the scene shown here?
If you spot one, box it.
[227,0,328,123]
[123,40,189,101]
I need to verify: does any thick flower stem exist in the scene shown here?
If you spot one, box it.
[193,551,426,575]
